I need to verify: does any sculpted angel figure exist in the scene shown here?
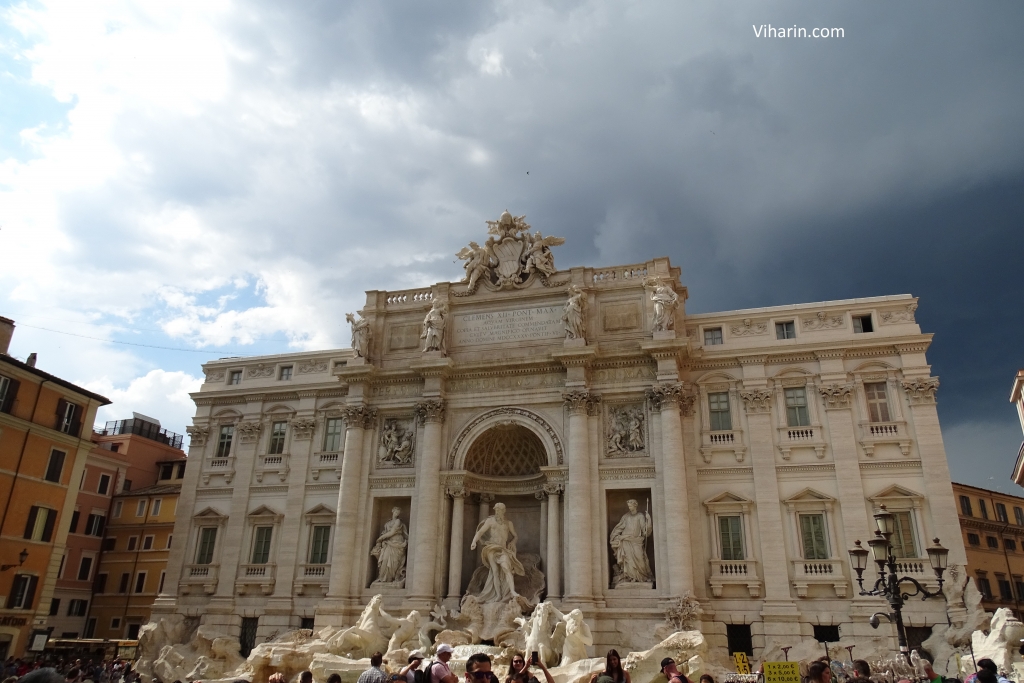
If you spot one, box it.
[420,298,448,353]
[610,499,654,585]
[456,242,494,291]
[370,507,408,585]
[469,502,525,603]
[523,231,564,277]
[346,312,370,357]
[562,285,586,340]
[646,278,679,332]
[486,210,530,239]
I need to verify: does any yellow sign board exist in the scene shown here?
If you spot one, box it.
[763,661,801,683]
[733,652,751,674]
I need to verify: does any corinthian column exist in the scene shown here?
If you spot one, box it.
[327,404,376,600]
[647,384,695,597]
[446,487,467,599]
[544,483,563,600]
[563,391,595,603]
[408,399,446,605]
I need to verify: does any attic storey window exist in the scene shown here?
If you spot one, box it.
[56,399,81,436]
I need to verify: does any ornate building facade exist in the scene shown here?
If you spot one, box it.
[154,214,966,661]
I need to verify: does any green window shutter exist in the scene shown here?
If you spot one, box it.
[800,514,828,559]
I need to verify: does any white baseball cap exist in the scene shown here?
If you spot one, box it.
[436,644,455,655]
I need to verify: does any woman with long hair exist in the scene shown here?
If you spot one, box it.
[589,650,631,683]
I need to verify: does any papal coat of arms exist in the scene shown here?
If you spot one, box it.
[454,211,566,295]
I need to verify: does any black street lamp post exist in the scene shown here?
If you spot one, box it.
[848,506,950,653]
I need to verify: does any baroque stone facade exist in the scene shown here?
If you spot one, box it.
[153,214,966,663]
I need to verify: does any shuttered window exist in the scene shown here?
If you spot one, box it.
[24,506,57,542]
[251,526,273,564]
[45,450,66,483]
[7,574,39,609]
[0,376,19,414]
[718,516,744,561]
[308,526,331,564]
[55,399,81,436]
[195,527,217,564]
[799,513,829,559]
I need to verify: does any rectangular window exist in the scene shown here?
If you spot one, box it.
[84,618,96,638]
[960,495,973,517]
[134,572,147,593]
[1016,507,1024,526]
[864,382,891,422]
[69,510,80,533]
[56,400,79,435]
[160,463,174,480]
[217,425,234,458]
[118,572,130,593]
[136,500,147,517]
[7,574,38,609]
[98,474,111,495]
[1000,579,1014,601]
[980,499,989,519]
[251,526,273,564]
[67,599,88,617]
[784,388,811,427]
[775,321,796,339]
[111,617,121,629]
[799,513,829,560]
[58,554,65,578]
[300,617,315,631]
[167,534,173,549]
[704,328,723,346]
[177,462,186,478]
[0,375,19,414]
[77,556,93,581]
[1016,579,1024,601]
[80,469,86,489]
[122,479,132,491]
[718,516,744,561]
[813,625,841,643]
[997,503,1009,523]
[152,499,162,516]
[102,537,115,551]
[853,315,874,333]
[726,624,753,657]
[24,506,57,542]
[890,511,917,558]
[196,527,217,564]
[159,571,166,593]
[113,500,123,518]
[967,533,980,546]
[987,536,1000,549]
[94,573,107,594]
[229,370,242,385]
[268,421,287,455]
[49,598,60,616]
[1006,539,1017,552]
[324,418,343,452]
[279,366,292,381]
[143,535,154,550]
[85,513,105,536]
[308,525,331,564]
[708,392,732,431]
[127,536,138,551]
[45,450,66,482]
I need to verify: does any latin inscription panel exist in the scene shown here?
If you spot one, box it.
[454,306,563,346]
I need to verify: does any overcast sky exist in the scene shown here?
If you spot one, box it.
[1,0,1022,491]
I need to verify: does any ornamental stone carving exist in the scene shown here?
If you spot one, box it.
[447,487,467,499]
[420,298,448,353]
[290,417,317,440]
[645,384,695,415]
[607,404,646,456]
[543,482,564,496]
[740,389,773,414]
[415,399,446,423]
[802,311,845,331]
[236,421,263,443]
[246,363,275,378]
[879,303,918,325]
[346,312,370,358]
[378,417,416,467]
[342,405,378,430]
[448,407,564,468]
[563,285,587,341]
[729,319,768,337]
[563,391,597,415]
[902,377,939,405]
[186,425,210,446]
[454,211,566,295]
[818,383,854,409]
[644,277,679,332]
[204,369,225,382]
[297,359,328,374]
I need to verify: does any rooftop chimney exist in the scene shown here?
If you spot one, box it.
[26,353,37,367]
[0,316,13,355]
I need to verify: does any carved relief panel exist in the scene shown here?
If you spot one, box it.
[377,416,417,468]
[605,402,647,457]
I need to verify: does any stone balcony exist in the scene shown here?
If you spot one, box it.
[255,453,289,483]
[777,426,826,460]
[699,430,747,463]
[180,564,219,595]
[202,456,235,484]
[791,558,848,597]
[236,563,276,595]
[708,559,762,598]
[858,421,911,456]
[294,563,330,596]
[311,451,342,481]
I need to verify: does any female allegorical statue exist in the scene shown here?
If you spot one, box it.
[370,507,408,585]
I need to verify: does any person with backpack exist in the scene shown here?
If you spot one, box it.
[426,645,458,683]
[401,652,425,683]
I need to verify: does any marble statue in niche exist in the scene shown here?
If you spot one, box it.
[610,499,654,586]
[607,404,645,456]
[470,502,525,603]
[370,507,408,587]
[420,298,448,353]
[645,278,679,332]
[378,418,415,467]
[562,285,586,341]
[347,312,370,358]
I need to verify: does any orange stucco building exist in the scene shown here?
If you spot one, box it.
[0,317,110,658]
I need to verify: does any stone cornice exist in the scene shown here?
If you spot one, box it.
[737,354,768,366]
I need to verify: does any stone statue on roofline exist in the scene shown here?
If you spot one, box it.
[644,277,679,332]
[455,211,566,294]
[420,297,448,353]
[346,312,370,357]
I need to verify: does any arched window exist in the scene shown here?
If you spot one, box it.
[464,425,545,477]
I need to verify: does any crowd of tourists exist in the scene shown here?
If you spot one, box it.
[4,658,138,683]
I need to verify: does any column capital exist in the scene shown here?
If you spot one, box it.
[236,420,263,443]
[901,376,939,405]
[447,486,467,499]
[563,390,599,415]
[818,383,854,410]
[535,490,548,501]
[478,492,495,504]
[341,405,377,429]
[645,383,695,416]
[186,426,210,446]
[739,388,773,414]
[415,399,447,423]
[543,483,564,496]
